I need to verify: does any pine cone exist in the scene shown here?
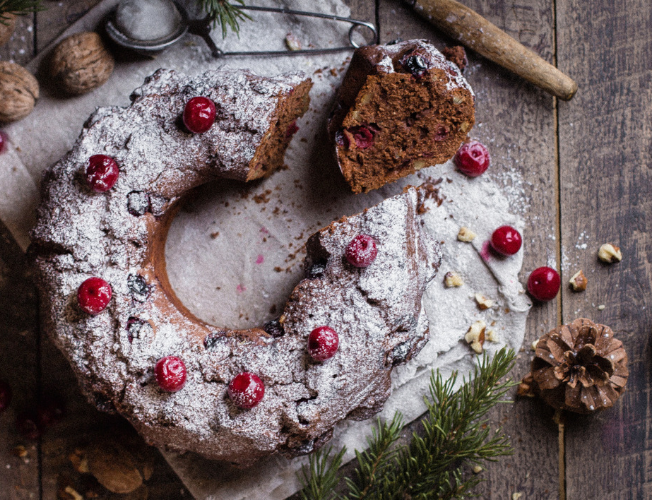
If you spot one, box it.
[521,318,628,414]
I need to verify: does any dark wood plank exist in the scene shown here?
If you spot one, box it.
[0,222,40,499]
[0,13,35,65]
[36,0,101,52]
[377,0,561,498]
[556,0,652,498]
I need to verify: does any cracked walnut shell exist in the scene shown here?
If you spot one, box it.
[521,318,628,414]
[50,32,115,95]
[0,61,39,122]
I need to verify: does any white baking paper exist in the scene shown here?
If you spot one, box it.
[0,0,531,498]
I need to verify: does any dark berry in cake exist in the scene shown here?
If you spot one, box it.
[16,412,41,440]
[454,141,490,177]
[334,130,350,149]
[0,130,7,154]
[400,51,431,77]
[127,191,150,216]
[285,120,299,138]
[37,398,66,429]
[86,154,119,192]
[527,267,560,302]
[347,125,375,149]
[128,274,150,303]
[77,277,112,315]
[308,326,339,361]
[0,380,11,413]
[228,373,265,409]
[183,96,216,134]
[346,234,378,268]
[264,319,284,338]
[491,226,522,256]
[306,259,328,279]
[127,317,148,343]
[155,356,187,393]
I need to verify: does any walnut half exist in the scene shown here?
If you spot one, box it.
[569,270,587,292]
[598,243,622,263]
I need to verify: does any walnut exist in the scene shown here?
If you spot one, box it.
[485,329,497,342]
[285,33,302,51]
[0,14,16,47]
[465,320,486,354]
[474,293,494,310]
[457,226,476,242]
[0,61,39,122]
[598,243,622,263]
[569,270,587,291]
[444,271,464,287]
[50,32,115,95]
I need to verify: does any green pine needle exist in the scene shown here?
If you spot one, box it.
[0,0,43,24]
[197,0,251,39]
[298,348,517,500]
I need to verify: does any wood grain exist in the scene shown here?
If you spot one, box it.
[556,0,652,498]
[0,13,34,65]
[378,0,561,497]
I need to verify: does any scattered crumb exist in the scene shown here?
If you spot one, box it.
[210,231,219,239]
[597,304,606,310]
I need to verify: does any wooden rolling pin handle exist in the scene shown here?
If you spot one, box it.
[408,0,578,100]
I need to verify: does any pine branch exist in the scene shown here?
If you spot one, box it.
[344,413,403,499]
[197,0,251,39]
[300,446,346,500]
[0,0,43,24]
[298,348,517,500]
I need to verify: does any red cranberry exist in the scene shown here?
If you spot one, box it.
[308,326,339,361]
[491,225,522,256]
[77,277,112,315]
[0,380,11,413]
[434,125,449,142]
[454,141,490,177]
[347,125,375,149]
[183,96,216,134]
[346,234,378,268]
[16,412,41,440]
[285,121,299,138]
[527,267,561,301]
[228,373,265,409]
[155,356,187,393]
[0,130,7,154]
[86,155,119,192]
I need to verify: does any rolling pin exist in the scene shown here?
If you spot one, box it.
[404,0,577,100]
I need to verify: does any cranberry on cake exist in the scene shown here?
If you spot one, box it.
[30,68,441,466]
[328,39,476,194]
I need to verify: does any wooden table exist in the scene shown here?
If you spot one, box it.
[1,0,650,498]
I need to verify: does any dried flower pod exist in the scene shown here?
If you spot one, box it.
[50,32,115,95]
[0,61,39,122]
[522,318,628,414]
[0,14,17,47]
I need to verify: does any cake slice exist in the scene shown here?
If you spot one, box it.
[328,39,475,194]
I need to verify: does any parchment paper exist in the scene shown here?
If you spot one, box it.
[0,1,531,498]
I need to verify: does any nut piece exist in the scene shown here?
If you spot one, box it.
[0,14,17,47]
[598,243,622,264]
[485,329,497,342]
[569,270,587,292]
[474,293,494,310]
[597,304,606,311]
[0,61,39,122]
[472,465,483,474]
[531,339,539,351]
[444,271,464,288]
[465,320,486,354]
[50,32,115,95]
[86,440,143,494]
[457,227,476,242]
[285,33,302,51]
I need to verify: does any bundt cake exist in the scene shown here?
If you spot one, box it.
[30,68,441,465]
